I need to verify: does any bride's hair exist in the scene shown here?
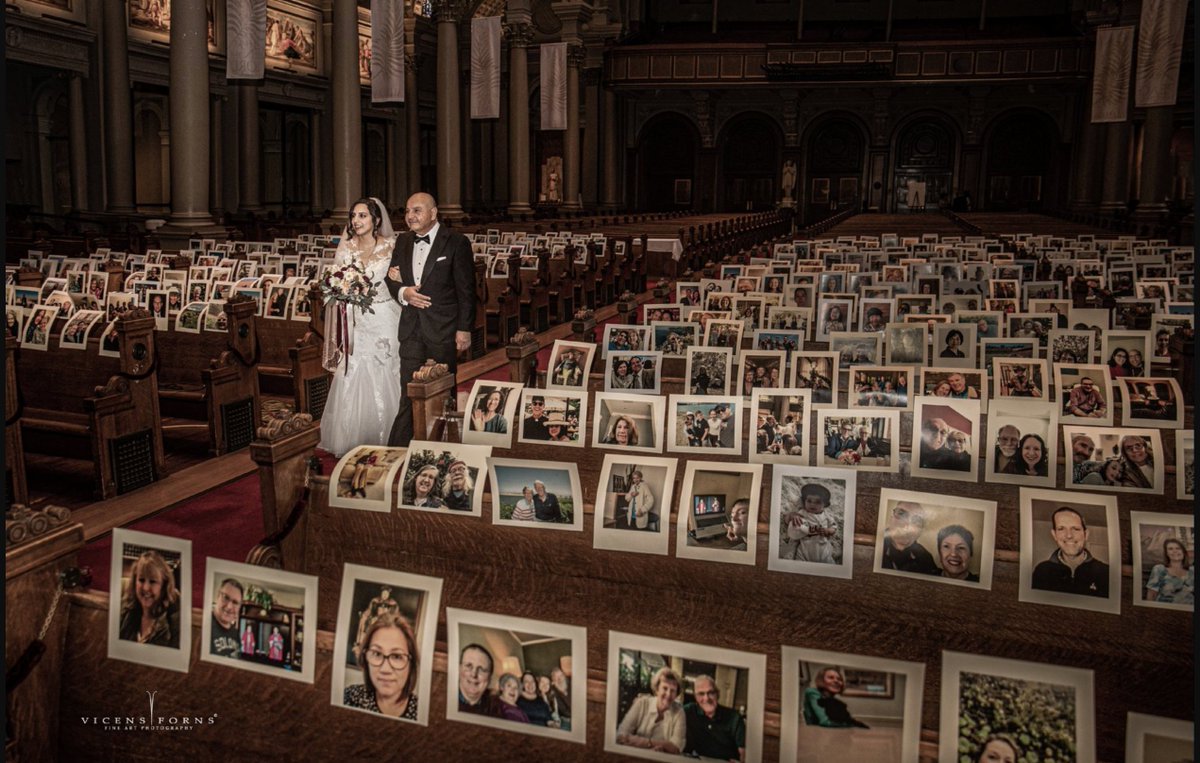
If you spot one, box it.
[345,197,383,239]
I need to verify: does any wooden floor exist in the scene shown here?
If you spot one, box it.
[822,212,967,237]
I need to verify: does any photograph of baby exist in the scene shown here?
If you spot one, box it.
[1019,487,1120,614]
[591,392,665,453]
[1129,511,1194,612]
[817,410,899,472]
[329,445,408,512]
[593,455,678,556]
[874,488,995,589]
[1063,426,1164,495]
[685,346,733,395]
[780,646,924,763]
[911,399,981,483]
[546,339,596,390]
[107,529,192,673]
[516,390,585,447]
[939,652,1094,763]
[1054,364,1113,426]
[607,351,662,395]
[487,458,583,530]
[330,565,442,725]
[200,558,318,684]
[604,631,765,762]
[463,380,523,447]
[768,466,855,579]
[396,441,492,515]
[667,396,741,455]
[791,352,838,407]
[446,608,587,744]
[749,389,809,465]
[849,366,912,410]
[1124,712,1195,763]
[677,461,764,565]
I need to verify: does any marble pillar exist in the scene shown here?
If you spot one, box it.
[1099,121,1132,213]
[210,95,223,213]
[101,0,136,213]
[561,45,584,212]
[505,23,533,217]
[434,1,464,219]
[581,68,600,207]
[1070,94,1105,212]
[68,74,88,211]
[167,0,213,225]
[1133,106,1175,219]
[602,86,620,210]
[330,0,362,217]
[238,84,263,212]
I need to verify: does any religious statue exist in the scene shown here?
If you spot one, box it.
[541,156,563,203]
[781,159,797,201]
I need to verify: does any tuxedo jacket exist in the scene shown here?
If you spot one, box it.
[385,226,476,350]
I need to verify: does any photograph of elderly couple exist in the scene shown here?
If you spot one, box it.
[330,566,442,725]
[769,469,855,579]
[875,489,995,589]
[606,633,765,763]
[396,442,491,514]
[780,647,924,763]
[107,529,192,673]
[488,459,582,530]
[1064,427,1165,495]
[447,609,586,744]
[1129,512,1194,613]
[818,412,897,472]
[516,391,585,446]
[912,399,981,483]
[1019,489,1121,615]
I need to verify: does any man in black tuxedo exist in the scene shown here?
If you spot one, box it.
[384,192,476,446]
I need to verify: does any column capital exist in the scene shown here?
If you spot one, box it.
[503,21,536,48]
[405,52,425,73]
[567,44,587,68]
[432,0,466,23]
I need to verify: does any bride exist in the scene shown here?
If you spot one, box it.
[319,197,403,456]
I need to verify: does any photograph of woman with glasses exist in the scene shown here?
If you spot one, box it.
[343,611,421,720]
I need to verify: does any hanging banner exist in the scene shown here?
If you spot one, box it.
[540,42,567,131]
[471,17,501,119]
[370,0,405,103]
[226,0,267,80]
[1135,0,1189,108]
[1090,26,1134,124]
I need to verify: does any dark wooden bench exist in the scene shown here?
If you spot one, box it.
[255,283,330,421]
[485,254,520,348]
[517,251,550,333]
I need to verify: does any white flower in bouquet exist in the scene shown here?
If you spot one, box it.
[320,259,378,314]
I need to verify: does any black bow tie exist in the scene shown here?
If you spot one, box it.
[414,234,431,245]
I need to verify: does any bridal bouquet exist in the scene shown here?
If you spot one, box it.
[319,259,378,314]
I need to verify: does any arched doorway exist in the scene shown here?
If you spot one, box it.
[892,117,956,212]
[984,111,1059,211]
[804,115,866,222]
[636,112,698,212]
[718,114,780,211]
[133,97,169,212]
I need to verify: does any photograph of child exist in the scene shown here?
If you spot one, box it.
[1062,427,1164,495]
[769,466,855,579]
[668,396,741,455]
[546,340,596,391]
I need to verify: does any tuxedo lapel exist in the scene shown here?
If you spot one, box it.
[420,230,448,285]
[399,234,416,285]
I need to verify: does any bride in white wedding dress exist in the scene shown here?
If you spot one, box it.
[318,197,403,456]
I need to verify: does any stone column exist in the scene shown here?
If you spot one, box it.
[434,1,465,220]
[68,74,88,211]
[1099,121,1131,213]
[602,86,620,210]
[581,68,601,208]
[101,0,136,213]
[561,45,584,213]
[330,0,362,218]
[388,119,404,209]
[166,0,213,225]
[238,83,263,212]
[1069,97,1106,213]
[505,22,534,216]
[1133,106,1175,219]
[405,52,422,197]
[310,112,323,213]
[210,95,223,213]
[460,66,476,211]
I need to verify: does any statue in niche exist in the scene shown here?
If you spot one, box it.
[781,159,797,201]
[541,156,563,203]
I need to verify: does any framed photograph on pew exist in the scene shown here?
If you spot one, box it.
[848,365,913,411]
[931,323,976,368]
[605,630,766,762]
[983,399,1056,487]
[330,564,443,725]
[329,445,408,512]
[676,461,764,565]
[592,392,665,453]
[829,332,881,370]
[790,351,838,408]
[703,318,744,349]
[97,319,122,357]
[815,299,853,341]
[107,528,192,673]
[264,285,292,319]
[780,646,924,762]
[1047,328,1095,364]
[939,651,1095,763]
[1099,330,1152,380]
[487,458,584,530]
[290,288,312,321]
[667,394,742,456]
[5,305,25,342]
[992,358,1048,399]
[1018,487,1120,613]
[396,441,492,515]
[200,558,319,684]
[675,281,703,306]
[641,304,682,324]
[203,301,228,333]
[815,409,899,473]
[20,305,57,351]
[606,351,662,395]
[911,398,983,483]
[875,488,995,589]
[749,389,810,465]
[593,454,678,555]
[1063,426,1164,495]
[1117,377,1183,429]
[883,324,927,367]
[684,345,733,396]
[1176,430,1194,500]
[919,366,988,413]
[1129,511,1195,612]
[980,337,1036,375]
[768,466,854,578]
[650,321,698,357]
[602,323,650,357]
[517,389,586,447]
[175,302,206,334]
[1124,713,1194,763]
[463,380,523,447]
[546,339,596,391]
[59,310,103,350]
[446,608,587,744]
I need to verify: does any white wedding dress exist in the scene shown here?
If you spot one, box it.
[318,234,403,456]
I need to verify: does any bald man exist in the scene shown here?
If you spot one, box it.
[385,192,476,446]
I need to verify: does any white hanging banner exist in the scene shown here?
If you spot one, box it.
[370,0,405,103]
[226,0,267,80]
[1135,0,1189,108]
[1091,26,1134,124]
[540,42,567,131]
[471,17,502,119]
